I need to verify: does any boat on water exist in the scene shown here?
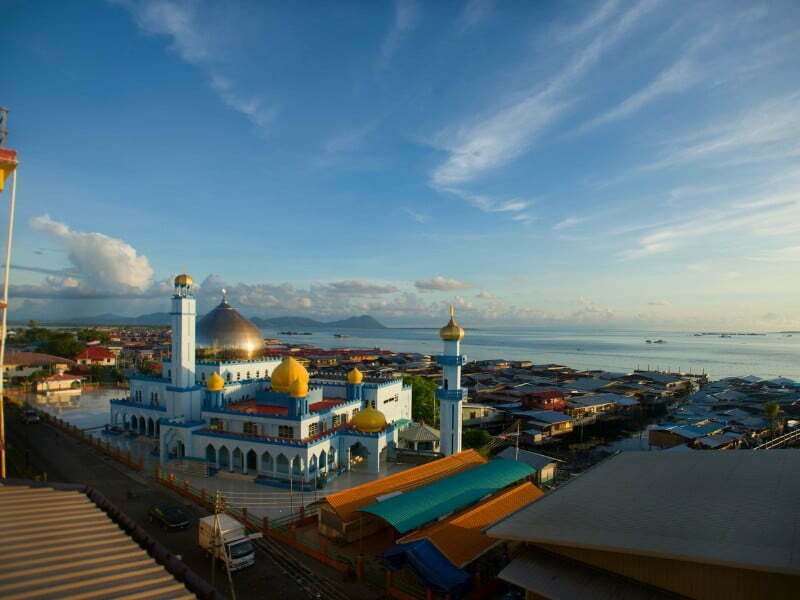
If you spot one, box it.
[334,333,349,338]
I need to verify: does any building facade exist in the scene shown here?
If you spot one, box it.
[110,275,412,482]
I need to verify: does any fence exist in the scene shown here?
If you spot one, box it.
[40,410,144,472]
[36,407,475,600]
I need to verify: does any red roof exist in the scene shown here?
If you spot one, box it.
[75,347,115,360]
[309,399,347,412]
[41,373,84,382]
[226,400,289,416]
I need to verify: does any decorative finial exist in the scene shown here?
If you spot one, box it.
[449,304,455,318]
[221,288,227,301]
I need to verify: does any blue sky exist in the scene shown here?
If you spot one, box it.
[3,0,800,328]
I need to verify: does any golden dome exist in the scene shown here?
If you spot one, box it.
[439,305,465,341]
[174,273,193,287]
[347,367,363,384]
[271,356,309,393]
[351,406,387,433]
[206,372,224,392]
[289,377,309,398]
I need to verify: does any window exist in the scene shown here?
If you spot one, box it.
[168,369,171,378]
[243,421,258,435]
[226,373,232,382]
[256,371,260,379]
[332,414,342,427]
[278,425,294,439]
[246,372,251,380]
[210,418,224,431]
[308,422,319,437]
[236,371,241,381]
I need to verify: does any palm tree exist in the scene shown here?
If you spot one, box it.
[763,401,780,439]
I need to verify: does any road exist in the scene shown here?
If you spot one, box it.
[4,404,366,600]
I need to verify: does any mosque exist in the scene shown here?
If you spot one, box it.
[110,275,467,484]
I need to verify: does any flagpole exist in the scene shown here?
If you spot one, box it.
[0,168,18,478]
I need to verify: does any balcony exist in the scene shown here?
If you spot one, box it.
[436,354,467,367]
[436,388,467,402]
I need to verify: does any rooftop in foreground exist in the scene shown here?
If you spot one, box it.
[0,483,195,599]
[487,450,800,576]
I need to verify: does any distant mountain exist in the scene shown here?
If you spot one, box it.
[38,312,172,326]
[30,312,386,329]
[251,314,387,330]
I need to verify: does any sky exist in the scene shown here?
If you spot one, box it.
[3,0,800,329]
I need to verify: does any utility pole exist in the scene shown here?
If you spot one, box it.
[0,106,19,480]
[212,490,236,600]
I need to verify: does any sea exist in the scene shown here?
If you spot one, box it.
[261,326,800,381]
[34,326,799,432]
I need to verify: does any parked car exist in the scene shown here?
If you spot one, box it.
[148,505,191,530]
[22,410,40,424]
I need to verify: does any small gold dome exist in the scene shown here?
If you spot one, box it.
[206,372,224,392]
[174,273,193,287]
[351,406,387,433]
[347,367,363,384]
[439,305,465,341]
[271,356,309,393]
[289,377,309,398]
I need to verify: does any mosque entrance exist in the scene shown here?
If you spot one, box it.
[349,442,369,468]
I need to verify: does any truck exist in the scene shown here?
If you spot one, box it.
[198,514,259,571]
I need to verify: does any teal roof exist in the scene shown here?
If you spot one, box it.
[360,459,534,533]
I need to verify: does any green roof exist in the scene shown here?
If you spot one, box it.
[360,459,534,533]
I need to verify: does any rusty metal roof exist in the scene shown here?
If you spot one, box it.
[0,484,195,600]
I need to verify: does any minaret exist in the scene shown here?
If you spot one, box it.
[171,274,196,388]
[436,305,466,456]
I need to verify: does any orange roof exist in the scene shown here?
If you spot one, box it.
[324,449,486,522]
[399,481,542,567]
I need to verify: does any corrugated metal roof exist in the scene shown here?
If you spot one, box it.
[399,482,542,567]
[499,548,675,600]
[360,459,534,534]
[0,484,195,600]
[487,451,800,575]
[324,449,486,522]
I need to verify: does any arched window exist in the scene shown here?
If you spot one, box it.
[227,373,232,382]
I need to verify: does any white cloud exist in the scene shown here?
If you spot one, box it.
[116,0,276,131]
[621,189,800,259]
[577,57,698,133]
[415,276,472,292]
[404,209,431,224]
[648,299,670,306]
[476,290,493,299]
[553,215,587,230]
[379,0,419,69]
[29,215,154,293]
[748,246,800,263]
[430,0,659,187]
[457,0,495,33]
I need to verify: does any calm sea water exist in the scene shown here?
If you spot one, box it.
[262,327,800,381]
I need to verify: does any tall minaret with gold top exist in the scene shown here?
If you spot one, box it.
[437,305,466,456]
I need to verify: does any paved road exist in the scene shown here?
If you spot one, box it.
[4,404,364,600]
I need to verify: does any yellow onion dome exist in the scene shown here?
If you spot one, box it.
[439,305,465,341]
[271,356,309,393]
[206,372,224,392]
[174,273,193,287]
[347,367,364,384]
[351,406,387,433]
[289,377,309,398]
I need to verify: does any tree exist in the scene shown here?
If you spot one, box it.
[463,428,492,450]
[764,401,781,437]
[403,375,439,427]
[39,333,85,359]
[77,329,111,344]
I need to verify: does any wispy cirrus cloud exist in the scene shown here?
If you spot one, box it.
[378,0,419,69]
[553,215,587,231]
[114,0,277,131]
[576,57,698,134]
[429,0,660,188]
[457,0,495,33]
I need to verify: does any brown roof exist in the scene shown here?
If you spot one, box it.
[399,482,542,567]
[324,449,486,522]
[0,484,195,599]
[4,351,76,367]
